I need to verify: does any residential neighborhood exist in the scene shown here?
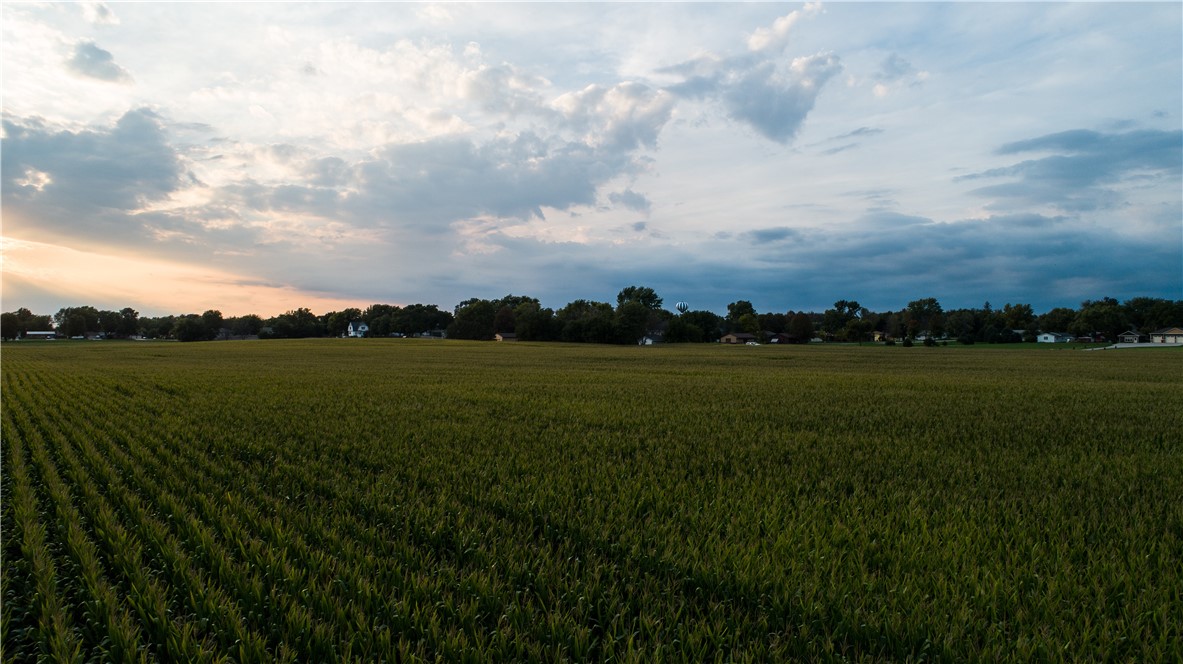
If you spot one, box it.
[3,294,1182,348]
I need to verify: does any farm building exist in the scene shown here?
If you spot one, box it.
[721,332,758,344]
[1149,327,1183,343]
[23,331,57,340]
[1037,332,1073,343]
[346,321,369,337]
[1118,330,1148,344]
[494,332,517,342]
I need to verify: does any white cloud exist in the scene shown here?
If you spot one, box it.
[81,2,120,26]
[747,3,822,53]
[553,82,676,150]
[1,2,1179,316]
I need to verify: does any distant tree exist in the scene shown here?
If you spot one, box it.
[943,309,978,340]
[394,303,452,336]
[202,310,225,338]
[616,286,663,311]
[823,300,866,339]
[139,315,176,339]
[904,298,943,338]
[97,310,123,337]
[663,315,704,343]
[117,307,139,337]
[1001,303,1036,331]
[227,314,263,337]
[1,312,19,340]
[173,315,211,342]
[493,305,516,334]
[1038,307,1077,334]
[364,303,399,322]
[555,299,615,342]
[2,308,54,339]
[757,312,787,334]
[324,308,362,337]
[1122,297,1183,332]
[265,308,323,338]
[844,317,872,343]
[55,306,100,337]
[788,312,814,342]
[614,301,651,344]
[737,312,761,337]
[680,310,723,341]
[448,299,497,340]
[513,301,560,341]
[726,300,756,327]
[1072,298,1126,341]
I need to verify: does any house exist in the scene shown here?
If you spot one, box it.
[1037,332,1073,343]
[1149,327,1183,344]
[1118,330,1147,344]
[872,331,893,342]
[23,331,56,340]
[494,332,517,342]
[721,332,758,344]
[346,321,369,337]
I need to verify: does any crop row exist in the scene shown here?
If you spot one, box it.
[3,340,1181,661]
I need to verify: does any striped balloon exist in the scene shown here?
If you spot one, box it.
[675,302,689,314]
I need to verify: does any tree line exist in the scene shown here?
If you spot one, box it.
[2,292,1180,344]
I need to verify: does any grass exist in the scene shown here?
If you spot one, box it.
[2,339,1180,662]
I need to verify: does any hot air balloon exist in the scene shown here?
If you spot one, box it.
[675,302,689,314]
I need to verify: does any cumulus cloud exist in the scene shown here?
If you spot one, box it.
[81,2,119,25]
[345,132,639,227]
[664,8,841,144]
[747,3,822,53]
[67,41,132,82]
[460,61,551,115]
[554,82,676,150]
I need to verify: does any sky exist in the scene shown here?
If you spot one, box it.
[2,2,1180,318]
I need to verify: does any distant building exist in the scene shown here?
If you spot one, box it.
[1037,332,1073,343]
[1118,330,1147,344]
[23,331,57,340]
[1149,327,1183,344]
[347,321,369,337]
[721,332,758,344]
[494,332,517,342]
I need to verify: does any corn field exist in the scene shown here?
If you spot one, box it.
[2,340,1180,662]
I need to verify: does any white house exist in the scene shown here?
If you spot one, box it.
[1118,330,1146,344]
[346,321,369,338]
[1149,327,1183,344]
[1037,332,1073,343]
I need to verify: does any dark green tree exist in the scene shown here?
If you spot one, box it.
[726,300,756,328]
[1038,307,1077,334]
[227,314,263,337]
[54,306,100,337]
[614,301,651,344]
[680,310,723,341]
[1,312,19,340]
[904,298,943,338]
[448,299,497,340]
[616,286,663,311]
[173,315,211,342]
[788,312,813,343]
